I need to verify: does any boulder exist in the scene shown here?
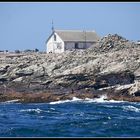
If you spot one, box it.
[129,81,140,96]
[16,69,33,76]
[0,64,9,74]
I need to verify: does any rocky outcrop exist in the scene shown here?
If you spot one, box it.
[0,34,140,102]
[128,81,140,96]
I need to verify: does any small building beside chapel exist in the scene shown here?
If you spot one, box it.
[46,30,100,53]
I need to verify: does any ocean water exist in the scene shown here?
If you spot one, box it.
[0,96,140,137]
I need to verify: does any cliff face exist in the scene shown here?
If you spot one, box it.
[0,34,140,102]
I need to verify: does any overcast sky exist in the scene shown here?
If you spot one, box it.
[0,2,140,51]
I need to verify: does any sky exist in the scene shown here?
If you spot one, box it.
[0,2,140,52]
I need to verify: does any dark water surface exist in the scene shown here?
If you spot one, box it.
[0,97,140,137]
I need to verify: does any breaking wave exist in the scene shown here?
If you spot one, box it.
[49,95,125,104]
[0,96,140,137]
[122,105,140,113]
[19,108,45,114]
[19,107,56,114]
[2,99,19,104]
[49,97,82,104]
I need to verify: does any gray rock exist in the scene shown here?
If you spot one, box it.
[0,34,139,93]
[16,69,33,76]
[0,64,9,74]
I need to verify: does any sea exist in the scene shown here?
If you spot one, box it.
[0,95,140,138]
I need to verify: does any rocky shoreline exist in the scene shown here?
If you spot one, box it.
[0,34,140,103]
[0,85,140,103]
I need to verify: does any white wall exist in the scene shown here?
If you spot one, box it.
[65,42,75,50]
[65,42,94,50]
[46,33,96,53]
[46,33,64,53]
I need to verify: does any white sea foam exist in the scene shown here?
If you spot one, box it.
[84,95,125,103]
[50,107,55,110]
[122,105,140,113]
[127,116,140,120]
[4,99,19,103]
[72,97,83,101]
[49,99,71,105]
[49,95,126,104]
[108,116,111,119]
[20,108,45,114]
[106,99,125,103]
[49,97,82,104]
[90,95,108,103]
